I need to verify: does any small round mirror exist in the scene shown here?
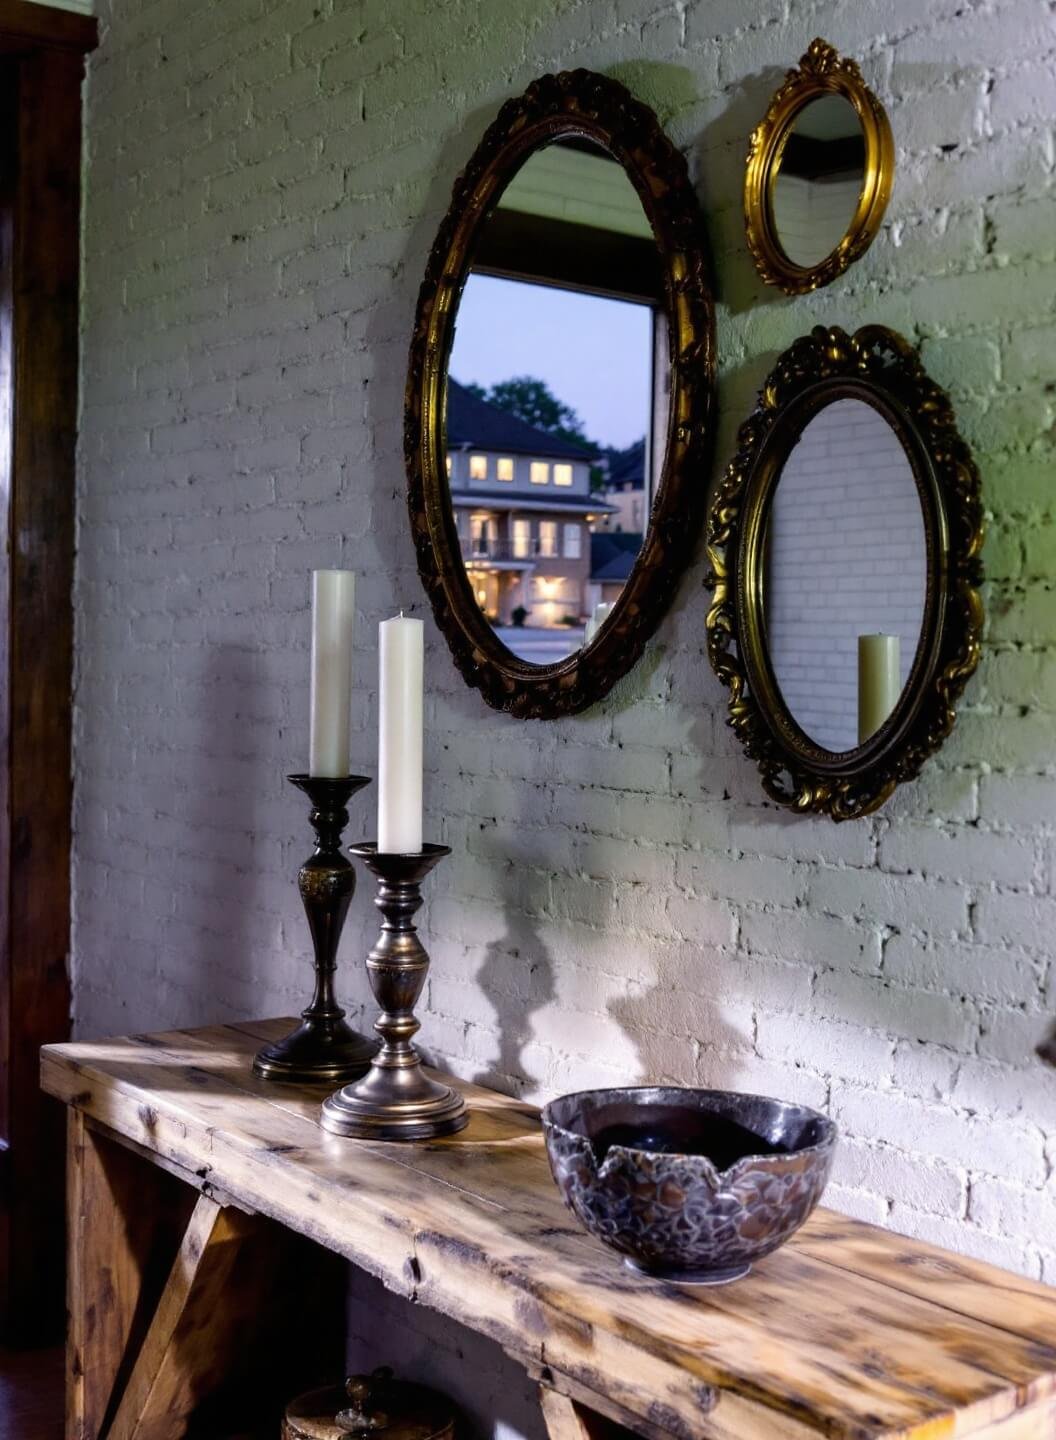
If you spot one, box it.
[764,397,927,754]
[771,95,866,271]
[745,39,894,294]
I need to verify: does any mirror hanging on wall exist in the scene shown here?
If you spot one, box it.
[765,397,927,754]
[745,39,894,294]
[445,141,666,667]
[770,94,867,272]
[706,324,984,821]
[405,70,715,719]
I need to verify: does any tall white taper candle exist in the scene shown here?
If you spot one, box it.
[858,633,900,744]
[309,569,356,777]
[377,613,424,853]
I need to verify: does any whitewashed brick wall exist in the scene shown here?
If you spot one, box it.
[74,0,1056,1417]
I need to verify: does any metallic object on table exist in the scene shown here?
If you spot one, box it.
[543,1086,836,1286]
[320,843,467,1140]
[254,774,378,1084]
[283,1368,457,1440]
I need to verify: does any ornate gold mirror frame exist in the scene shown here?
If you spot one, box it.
[706,325,984,820]
[405,69,715,718]
[745,39,895,295]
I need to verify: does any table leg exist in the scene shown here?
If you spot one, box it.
[66,1110,259,1440]
[67,1110,190,1440]
[539,1386,636,1440]
[106,1193,256,1440]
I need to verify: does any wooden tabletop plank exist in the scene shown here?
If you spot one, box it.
[42,1022,1056,1440]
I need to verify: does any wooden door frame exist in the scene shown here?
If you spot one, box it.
[0,0,96,1344]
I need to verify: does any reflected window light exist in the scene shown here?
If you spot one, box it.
[497,457,514,481]
[530,462,550,485]
[469,454,488,480]
[539,521,558,557]
[512,519,531,558]
[563,524,581,558]
[554,463,573,487]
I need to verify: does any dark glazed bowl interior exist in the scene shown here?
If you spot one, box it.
[547,1089,833,1170]
[542,1087,837,1286]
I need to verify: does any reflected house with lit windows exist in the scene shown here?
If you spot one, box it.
[596,437,647,535]
[446,380,614,627]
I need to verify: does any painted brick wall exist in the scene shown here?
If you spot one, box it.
[75,0,1056,1405]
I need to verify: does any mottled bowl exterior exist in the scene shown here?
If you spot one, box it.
[542,1087,836,1285]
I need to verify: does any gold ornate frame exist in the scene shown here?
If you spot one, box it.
[744,39,895,295]
[706,326,984,820]
[405,70,715,718]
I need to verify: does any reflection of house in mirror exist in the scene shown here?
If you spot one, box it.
[596,437,647,534]
[588,532,641,613]
[446,381,614,628]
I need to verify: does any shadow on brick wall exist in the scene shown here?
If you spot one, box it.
[470,862,556,1097]
[174,643,270,1026]
[693,67,790,316]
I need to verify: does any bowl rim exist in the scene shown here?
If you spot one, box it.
[540,1084,838,1177]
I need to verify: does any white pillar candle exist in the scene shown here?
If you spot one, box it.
[858,633,900,744]
[584,600,612,646]
[309,569,356,778]
[377,613,424,854]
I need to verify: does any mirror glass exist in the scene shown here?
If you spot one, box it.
[764,398,927,753]
[771,94,866,268]
[444,140,667,665]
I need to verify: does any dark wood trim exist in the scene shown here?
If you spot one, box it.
[473,210,664,305]
[0,0,96,53]
[0,67,14,1286]
[0,39,82,1344]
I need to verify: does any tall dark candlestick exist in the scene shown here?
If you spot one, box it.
[253,775,378,1084]
[321,843,467,1140]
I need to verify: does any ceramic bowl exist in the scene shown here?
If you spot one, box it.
[541,1086,836,1285]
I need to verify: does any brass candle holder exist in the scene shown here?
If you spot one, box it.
[253,775,378,1084]
[320,843,467,1141]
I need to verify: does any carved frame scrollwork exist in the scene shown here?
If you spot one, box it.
[706,325,984,820]
[744,38,895,295]
[405,69,715,718]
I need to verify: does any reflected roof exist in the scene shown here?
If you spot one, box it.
[591,531,642,580]
[447,380,595,461]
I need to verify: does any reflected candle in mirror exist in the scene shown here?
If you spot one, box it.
[378,613,424,854]
[858,633,900,743]
[309,569,356,778]
[584,601,612,646]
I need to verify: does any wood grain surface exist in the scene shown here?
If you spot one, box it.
[44,1019,1056,1440]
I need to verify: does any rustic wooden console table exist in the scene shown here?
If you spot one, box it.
[43,1019,1056,1440]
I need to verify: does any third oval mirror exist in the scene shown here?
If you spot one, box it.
[707,325,984,820]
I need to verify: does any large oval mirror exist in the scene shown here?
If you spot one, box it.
[745,39,894,295]
[406,71,714,718]
[765,397,927,754]
[707,325,984,820]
